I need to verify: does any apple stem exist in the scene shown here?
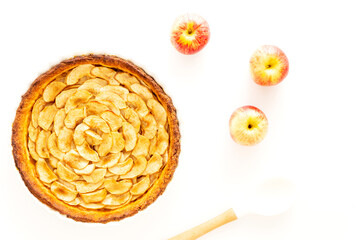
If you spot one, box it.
[187,22,195,35]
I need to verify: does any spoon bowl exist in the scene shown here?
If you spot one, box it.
[169,176,296,240]
[248,177,296,216]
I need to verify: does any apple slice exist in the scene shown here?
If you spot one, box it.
[82,169,107,183]
[64,89,92,113]
[38,104,58,131]
[64,150,90,170]
[64,106,86,129]
[36,130,51,158]
[36,158,57,184]
[114,72,139,89]
[28,122,39,142]
[31,98,46,128]
[127,93,149,117]
[100,111,123,131]
[80,189,107,203]
[142,153,163,175]
[57,128,73,153]
[51,181,78,202]
[76,142,100,163]
[104,179,133,195]
[83,115,111,133]
[120,156,147,179]
[57,161,80,182]
[154,125,169,155]
[100,85,129,100]
[110,132,125,154]
[28,139,40,161]
[74,164,95,175]
[130,83,153,101]
[121,108,140,132]
[97,133,113,157]
[96,91,126,110]
[43,81,67,102]
[78,197,105,209]
[147,99,167,126]
[47,132,65,160]
[95,152,121,168]
[108,157,133,175]
[141,113,157,140]
[97,100,120,116]
[65,197,81,206]
[75,180,104,194]
[90,66,117,82]
[130,175,150,195]
[73,123,90,146]
[101,192,131,206]
[66,64,94,85]
[85,100,110,115]
[85,130,103,146]
[55,89,77,108]
[78,81,103,95]
[132,135,150,157]
[122,122,137,151]
[82,78,108,87]
[48,155,59,169]
[53,109,66,136]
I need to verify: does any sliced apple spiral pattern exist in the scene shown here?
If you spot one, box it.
[28,64,169,210]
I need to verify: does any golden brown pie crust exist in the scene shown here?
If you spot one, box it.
[12,54,180,223]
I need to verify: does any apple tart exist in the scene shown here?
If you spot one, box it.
[12,54,180,223]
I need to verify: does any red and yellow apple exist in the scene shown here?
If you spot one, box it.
[250,45,289,86]
[229,106,268,146]
[170,14,210,55]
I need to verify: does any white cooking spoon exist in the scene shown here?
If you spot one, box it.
[169,177,296,240]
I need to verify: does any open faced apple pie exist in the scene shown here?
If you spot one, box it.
[12,54,180,223]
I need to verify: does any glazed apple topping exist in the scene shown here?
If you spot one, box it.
[29,64,169,210]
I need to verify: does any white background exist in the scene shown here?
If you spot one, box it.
[1,0,360,239]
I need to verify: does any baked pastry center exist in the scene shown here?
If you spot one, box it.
[28,64,170,210]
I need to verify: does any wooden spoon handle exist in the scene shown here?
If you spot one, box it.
[168,209,238,240]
